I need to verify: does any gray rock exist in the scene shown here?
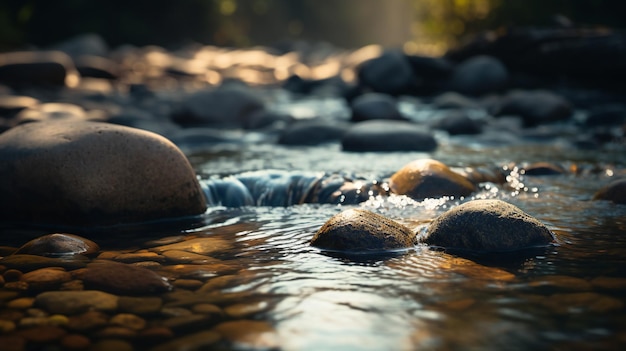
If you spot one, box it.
[430,110,482,135]
[350,93,403,122]
[0,121,206,226]
[491,90,572,126]
[593,178,626,205]
[342,120,437,152]
[35,290,118,315]
[357,51,416,95]
[447,55,508,96]
[311,208,416,252]
[424,199,555,252]
[173,86,264,127]
[389,159,476,200]
[0,51,79,88]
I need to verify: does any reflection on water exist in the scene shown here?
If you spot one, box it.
[180,135,626,350]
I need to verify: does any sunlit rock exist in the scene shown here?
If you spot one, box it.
[424,199,555,252]
[389,159,476,200]
[35,290,118,315]
[350,92,404,122]
[311,208,417,252]
[342,120,437,152]
[0,120,207,226]
[593,178,626,204]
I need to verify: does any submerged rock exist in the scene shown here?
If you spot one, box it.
[35,290,118,315]
[311,208,416,252]
[75,260,172,295]
[389,159,476,200]
[357,50,416,95]
[424,199,555,252]
[593,178,626,205]
[490,90,572,126]
[447,55,509,96]
[0,120,206,226]
[350,93,404,122]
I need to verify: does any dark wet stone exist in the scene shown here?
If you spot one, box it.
[593,178,626,205]
[350,93,403,122]
[447,55,508,96]
[17,325,67,343]
[311,208,417,252]
[430,110,482,135]
[0,120,206,226]
[14,233,100,257]
[342,120,437,152]
[66,311,109,331]
[432,92,479,110]
[585,104,626,126]
[406,55,453,94]
[151,330,220,351]
[490,90,573,126]
[60,334,92,350]
[357,50,416,95]
[118,296,163,315]
[278,119,349,145]
[522,162,566,176]
[0,51,79,88]
[424,199,555,252]
[389,159,476,200]
[172,86,264,127]
[75,260,172,295]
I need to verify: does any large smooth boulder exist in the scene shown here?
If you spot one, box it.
[424,199,555,252]
[311,208,416,252]
[389,159,476,200]
[0,121,207,226]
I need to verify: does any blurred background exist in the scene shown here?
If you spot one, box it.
[1,0,625,55]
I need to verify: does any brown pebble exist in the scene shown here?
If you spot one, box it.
[90,339,134,351]
[7,297,35,309]
[0,274,5,287]
[224,301,270,318]
[4,281,28,291]
[0,335,26,351]
[117,296,163,315]
[110,313,146,330]
[172,279,203,290]
[191,303,223,317]
[18,325,67,343]
[14,233,100,257]
[77,260,172,295]
[113,252,166,263]
[93,326,138,339]
[61,333,92,350]
[21,267,71,291]
[67,311,109,331]
[138,326,174,342]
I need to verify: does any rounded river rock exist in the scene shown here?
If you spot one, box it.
[424,199,555,252]
[389,159,476,200]
[311,208,417,252]
[0,120,206,226]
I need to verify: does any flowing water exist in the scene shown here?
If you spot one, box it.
[2,95,626,351]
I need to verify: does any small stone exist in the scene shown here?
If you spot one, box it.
[35,290,118,315]
[17,325,67,343]
[491,90,572,126]
[172,279,203,290]
[110,313,147,331]
[94,326,138,339]
[430,110,482,135]
[522,162,566,176]
[0,320,16,333]
[341,120,437,152]
[191,303,224,317]
[76,260,172,295]
[0,254,89,272]
[424,199,555,252]
[161,250,220,264]
[19,316,50,328]
[137,326,174,343]
[150,237,232,256]
[3,281,28,291]
[214,320,279,350]
[278,119,349,146]
[90,339,134,351]
[0,335,25,351]
[112,251,165,263]
[357,50,416,95]
[389,159,476,200]
[161,314,211,332]
[47,314,69,326]
[224,301,270,318]
[20,267,71,291]
[311,208,417,252]
[3,269,23,281]
[151,330,220,351]
[61,333,92,350]
[15,233,100,257]
[447,55,508,96]
[593,178,626,205]
[118,296,163,315]
[7,297,35,309]
[67,311,109,331]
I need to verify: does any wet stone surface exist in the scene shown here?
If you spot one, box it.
[0,27,625,351]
